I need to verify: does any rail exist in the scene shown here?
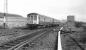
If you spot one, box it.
[61,28,85,50]
[0,27,56,50]
[13,28,54,50]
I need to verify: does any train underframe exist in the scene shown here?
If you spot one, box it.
[26,24,59,30]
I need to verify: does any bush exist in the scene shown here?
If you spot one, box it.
[75,22,83,28]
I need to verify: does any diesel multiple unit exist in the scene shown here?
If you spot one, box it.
[26,13,60,29]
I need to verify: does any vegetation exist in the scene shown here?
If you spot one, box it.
[75,21,84,28]
[74,21,86,44]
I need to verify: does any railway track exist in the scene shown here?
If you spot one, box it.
[0,27,59,50]
[14,28,55,50]
[61,28,85,50]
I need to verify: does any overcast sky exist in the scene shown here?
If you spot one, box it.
[0,0,86,21]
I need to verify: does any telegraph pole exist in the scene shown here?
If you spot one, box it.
[4,0,8,29]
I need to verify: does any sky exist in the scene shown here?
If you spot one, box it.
[0,0,86,22]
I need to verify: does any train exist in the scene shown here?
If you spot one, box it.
[26,13,60,29]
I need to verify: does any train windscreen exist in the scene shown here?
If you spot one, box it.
[31,16,33,20]
[34,15,37,20]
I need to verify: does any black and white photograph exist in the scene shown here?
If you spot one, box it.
[0,0,86,50]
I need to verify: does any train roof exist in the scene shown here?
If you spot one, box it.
[0,12,23,18]
[27,13,38,16]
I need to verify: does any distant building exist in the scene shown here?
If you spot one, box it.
[67,15,75,28]
[67,15,75,22]
[0,12,27,28]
